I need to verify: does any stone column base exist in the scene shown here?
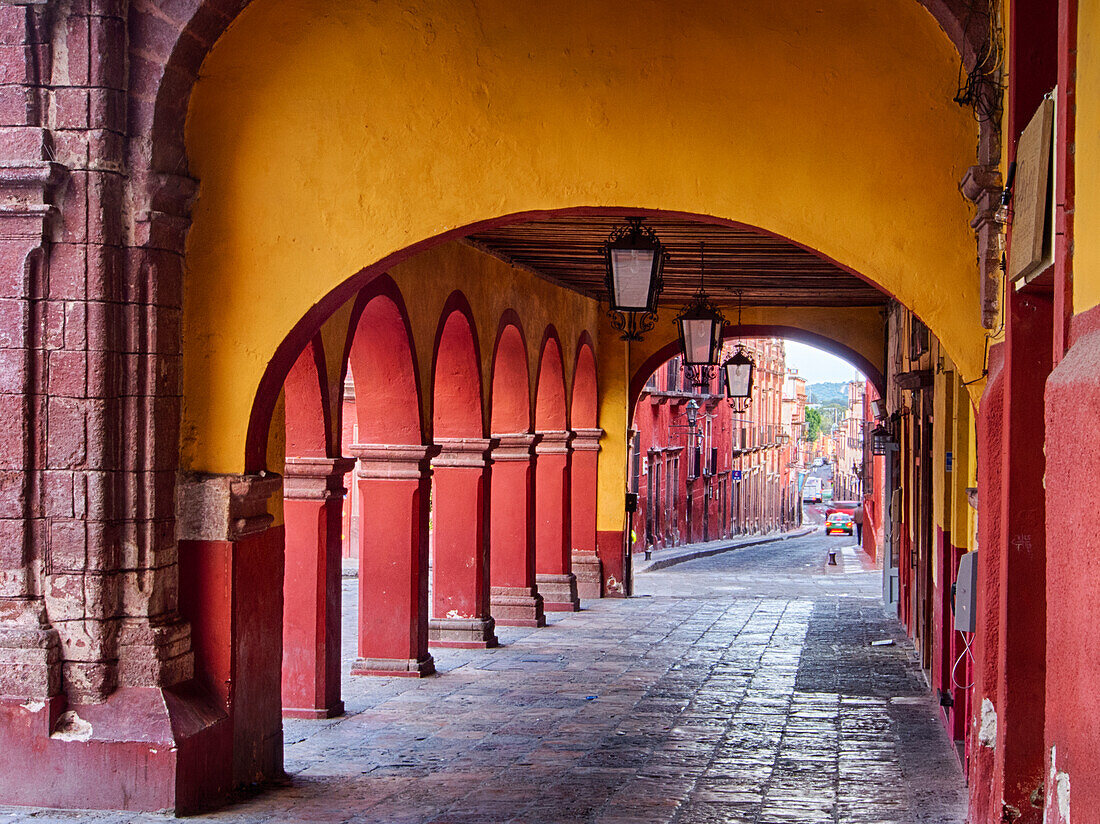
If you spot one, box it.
[571,550,603,600]
[536,573,581,612]
[351,655,435,678]
[490,586,546,627]
[283,701,345,720]
[429,617,498,649]
[0,684,231,813]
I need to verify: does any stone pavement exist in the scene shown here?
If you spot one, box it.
[0,530,967,823]
[632,527,814,573]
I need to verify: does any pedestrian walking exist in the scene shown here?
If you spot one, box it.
[853,502,864,544]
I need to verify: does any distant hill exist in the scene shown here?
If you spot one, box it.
[807,381,850,406]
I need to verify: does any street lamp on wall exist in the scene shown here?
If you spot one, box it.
[870,422,896,455]
[604,217,668,341]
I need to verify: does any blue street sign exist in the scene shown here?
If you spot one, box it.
[732,470,743,480]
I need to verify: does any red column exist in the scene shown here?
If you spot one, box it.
[570,428,603,599]
[177,473,285,790]
[488,434,545,627]
[281,456,355,718]
[429,438,497,648]
[535,431,580,611]
[349,444,437,677]
[992,290,1051,820]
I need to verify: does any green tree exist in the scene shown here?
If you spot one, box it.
[805,407,823,443]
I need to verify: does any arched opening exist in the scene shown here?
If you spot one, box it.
[7,0,1091,815]
[532,329,579,612]
[428,296,496,647]
[488,317,545,627]
[342,284,435,679]
[150,3,991,814]
[569,337,603,599]
[281,336,352,720]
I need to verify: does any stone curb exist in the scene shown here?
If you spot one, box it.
[635,527,816,573]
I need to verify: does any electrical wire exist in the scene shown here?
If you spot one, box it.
[953,0,1005,126]
[951,631,976,691]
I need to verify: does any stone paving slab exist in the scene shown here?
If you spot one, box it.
[0,532,966,823]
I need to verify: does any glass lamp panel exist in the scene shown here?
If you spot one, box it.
[725,361,753,398]
[711,323,724,364]
[680,317,718,365]
[609,248,656,311]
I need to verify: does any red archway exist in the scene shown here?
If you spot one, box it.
[428,294,496,647]
[281,337,352,720]
[284,336,330,458]
[490,313,532,434]
[487,316,545,627]
[344,282,435,678]
[532,328,579,611]
[569,336,603,599]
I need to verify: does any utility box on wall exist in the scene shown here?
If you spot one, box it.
[954,551,978,633]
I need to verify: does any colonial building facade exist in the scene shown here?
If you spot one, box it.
[630,340,795,552]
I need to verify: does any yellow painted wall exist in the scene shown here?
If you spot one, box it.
[595,332,629,533]
[1075,0,1100,313]
[183,0,985,477]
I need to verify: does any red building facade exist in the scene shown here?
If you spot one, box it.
[630,339,795,551]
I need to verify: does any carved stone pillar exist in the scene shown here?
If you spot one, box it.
[429,438,497,648]
[961,164,1004,330]
[281,456,354,718]
[534,430,579,612]
[0,161,67,708]
[569,428,603,600]
[489,433,545,627]
[350,444,437,677]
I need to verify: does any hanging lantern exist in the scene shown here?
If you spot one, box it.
[675,242,726,369]
[603,217,667,341]
[723,345,755,404]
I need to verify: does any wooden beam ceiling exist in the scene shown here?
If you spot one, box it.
[465,215,887,308]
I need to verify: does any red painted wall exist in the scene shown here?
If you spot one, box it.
[631,341,790,553]
[1043,311,1100,822]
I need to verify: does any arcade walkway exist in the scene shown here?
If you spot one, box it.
[1,534,966,824]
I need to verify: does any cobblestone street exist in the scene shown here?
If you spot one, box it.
[3,531,967,823]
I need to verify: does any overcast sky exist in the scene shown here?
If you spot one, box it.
[784,340,863,384]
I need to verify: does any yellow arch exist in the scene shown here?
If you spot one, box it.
[184,0,982,474]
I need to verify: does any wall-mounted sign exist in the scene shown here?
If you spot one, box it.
[732,470,743,481]
[946,451,953,472]
[1009,94,1055,287]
